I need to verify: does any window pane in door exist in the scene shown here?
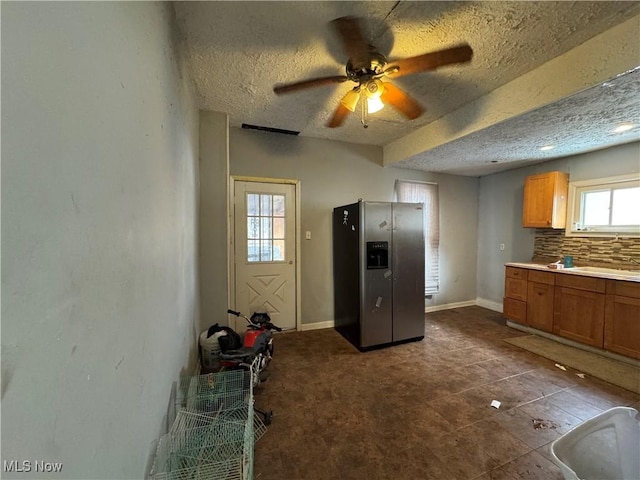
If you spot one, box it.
[260,195,272,216]
[273,195,285,216]
[247,194,259,216]
[273,240,285,261]
[612,187,640,225]
[247,240,260,262]
[261,217,272,239]
[583,190,610,225]
[246,192,287,263]
[248,217,260,239]
[260,240,272,261]
[273,218,285,239]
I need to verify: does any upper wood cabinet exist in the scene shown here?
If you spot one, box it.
[522,171,569,228]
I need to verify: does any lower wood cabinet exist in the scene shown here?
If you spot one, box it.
[504,297,527,324]
[504,267,528,325]
[504,265,640,360]
[553,287,605,348]
[527,282,554,332]
[604,280,640,360]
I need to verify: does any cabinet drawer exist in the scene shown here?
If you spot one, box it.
[606,280,640,299]
[505,277,528,301]
[504,297,526,324]
[557,274,606,293]
[528,270,555,286]
[506,267,528,280]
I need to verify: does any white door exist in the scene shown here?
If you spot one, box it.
[233,180,297,331]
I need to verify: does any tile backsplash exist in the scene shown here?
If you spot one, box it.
[533,229,640,267]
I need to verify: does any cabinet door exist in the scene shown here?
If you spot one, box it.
[504,297,527,324]
[522,171,568,228]
[604,294,640,359]
[553,287,605,347]
[527,282,554,332]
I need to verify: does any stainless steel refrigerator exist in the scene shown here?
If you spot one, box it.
[333,201,425,350]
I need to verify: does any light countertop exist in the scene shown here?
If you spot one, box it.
[506,262,640,282]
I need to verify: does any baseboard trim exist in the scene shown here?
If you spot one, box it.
[476,298,503,313]
[300,299,503,330]
[425,300,476,313]
[299,320,335,331]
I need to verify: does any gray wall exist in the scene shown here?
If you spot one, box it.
[1,3,199,478]
[477,141,640,305]
[227,127,479,325]
[199,111,230,331]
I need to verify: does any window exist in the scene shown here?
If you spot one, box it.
[246,193,286,262]
[394,180,440,295]
[567,174,640,237]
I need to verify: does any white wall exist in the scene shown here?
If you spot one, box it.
[226,127,479,326]
[199,111,230,331]
[1,3,199,478]
[477,142,640,306]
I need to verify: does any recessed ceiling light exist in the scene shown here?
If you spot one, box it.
[612,123,635,133]
[540,145,555,151]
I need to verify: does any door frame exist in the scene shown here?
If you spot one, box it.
[228,175,301,331]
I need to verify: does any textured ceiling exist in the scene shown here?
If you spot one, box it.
[174,1,640,176]
[395,67,640,176]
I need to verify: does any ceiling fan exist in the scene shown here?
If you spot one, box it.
[273,16,474,128]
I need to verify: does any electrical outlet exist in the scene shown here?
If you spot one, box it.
[500,243,505,251]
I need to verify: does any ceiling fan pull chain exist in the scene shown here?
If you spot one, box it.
[361,90,369,129]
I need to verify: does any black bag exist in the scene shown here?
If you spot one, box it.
[217,326,242,352]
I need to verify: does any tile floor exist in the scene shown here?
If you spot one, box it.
[253,306,639,480]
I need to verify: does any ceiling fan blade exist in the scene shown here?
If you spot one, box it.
[273,75,348,95]
[380,82,424,120]
[385,44,473,78]
[331,16,370,69]
[326,102,352,128]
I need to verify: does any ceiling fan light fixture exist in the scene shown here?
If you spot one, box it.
[365,79,384,99]
[362,79,385,114]
[340,88,360,112]
[367,96,384,113]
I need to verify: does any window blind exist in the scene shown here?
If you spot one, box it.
[394,180,440,295]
